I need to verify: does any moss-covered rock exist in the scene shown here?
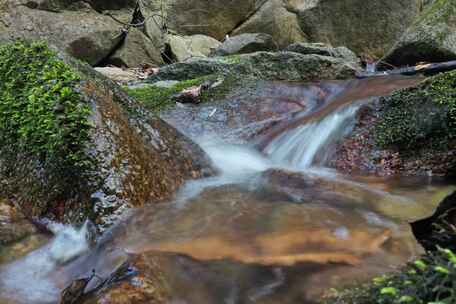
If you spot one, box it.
[384,0,456,66]
[149,51,359,82]
[333,71,456,177]
[375,70,456,154]
[0,41,212,228]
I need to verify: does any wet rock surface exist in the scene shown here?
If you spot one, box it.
[0,199,38,246]
[0,49,213,229]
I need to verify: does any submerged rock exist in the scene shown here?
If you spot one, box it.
[210,33,278,56]
[0,41,212,229]
[384,0,456,66]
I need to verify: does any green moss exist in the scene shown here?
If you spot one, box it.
[125,74,241,112]
[375,70,456,150]
[218,54,242,64]
[124,77,207,112]
[324,248,456,304]
[0,40,92,168]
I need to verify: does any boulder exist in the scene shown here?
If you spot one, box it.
[231,0,307,48]
[161,0,266,41]
[168,34,221,62]
[150,51,358,82]
[383,0,456,66]
[0,2,123,65]
[108,28,164,67]
[286,42,360,64]
[293,0,421,57]
[210,33,278,56]
[0,1,163,67]
[0,41,212,229]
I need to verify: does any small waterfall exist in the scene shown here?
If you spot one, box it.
[264,105,359,169]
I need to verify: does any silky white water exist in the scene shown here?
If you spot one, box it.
[264,105,360,169]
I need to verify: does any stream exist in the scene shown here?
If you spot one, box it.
[1,75,455,304]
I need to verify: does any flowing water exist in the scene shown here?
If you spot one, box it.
[1,76,455,304]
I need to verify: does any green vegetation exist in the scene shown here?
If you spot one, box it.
[325,248,456,304]
[0,40,94,210]
[375,70,456,150]
[125,78,207,112]
[125,74,240,112]
[0,40,92,170]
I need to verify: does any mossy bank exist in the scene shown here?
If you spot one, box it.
[334,71,456,177]
[0,40,211,228]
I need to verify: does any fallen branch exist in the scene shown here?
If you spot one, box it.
[357,60,456,78]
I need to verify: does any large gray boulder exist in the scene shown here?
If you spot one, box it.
[0,0,163,67]
[383,0,456,66]
[211,33,278,56]
[293,0,421,58]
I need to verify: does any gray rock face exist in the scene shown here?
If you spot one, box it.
[383,0,456,66]
[228,0,421,57]
[211,33,278,56]
[286,42,360,64]
[0,2,123,65]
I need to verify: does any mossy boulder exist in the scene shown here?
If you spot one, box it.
[384,0,456,66]
[285,42,360,64]
[374,70,456,176]
[334,71,456,177]
[149,51,359,83]
[0,41,212,229]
